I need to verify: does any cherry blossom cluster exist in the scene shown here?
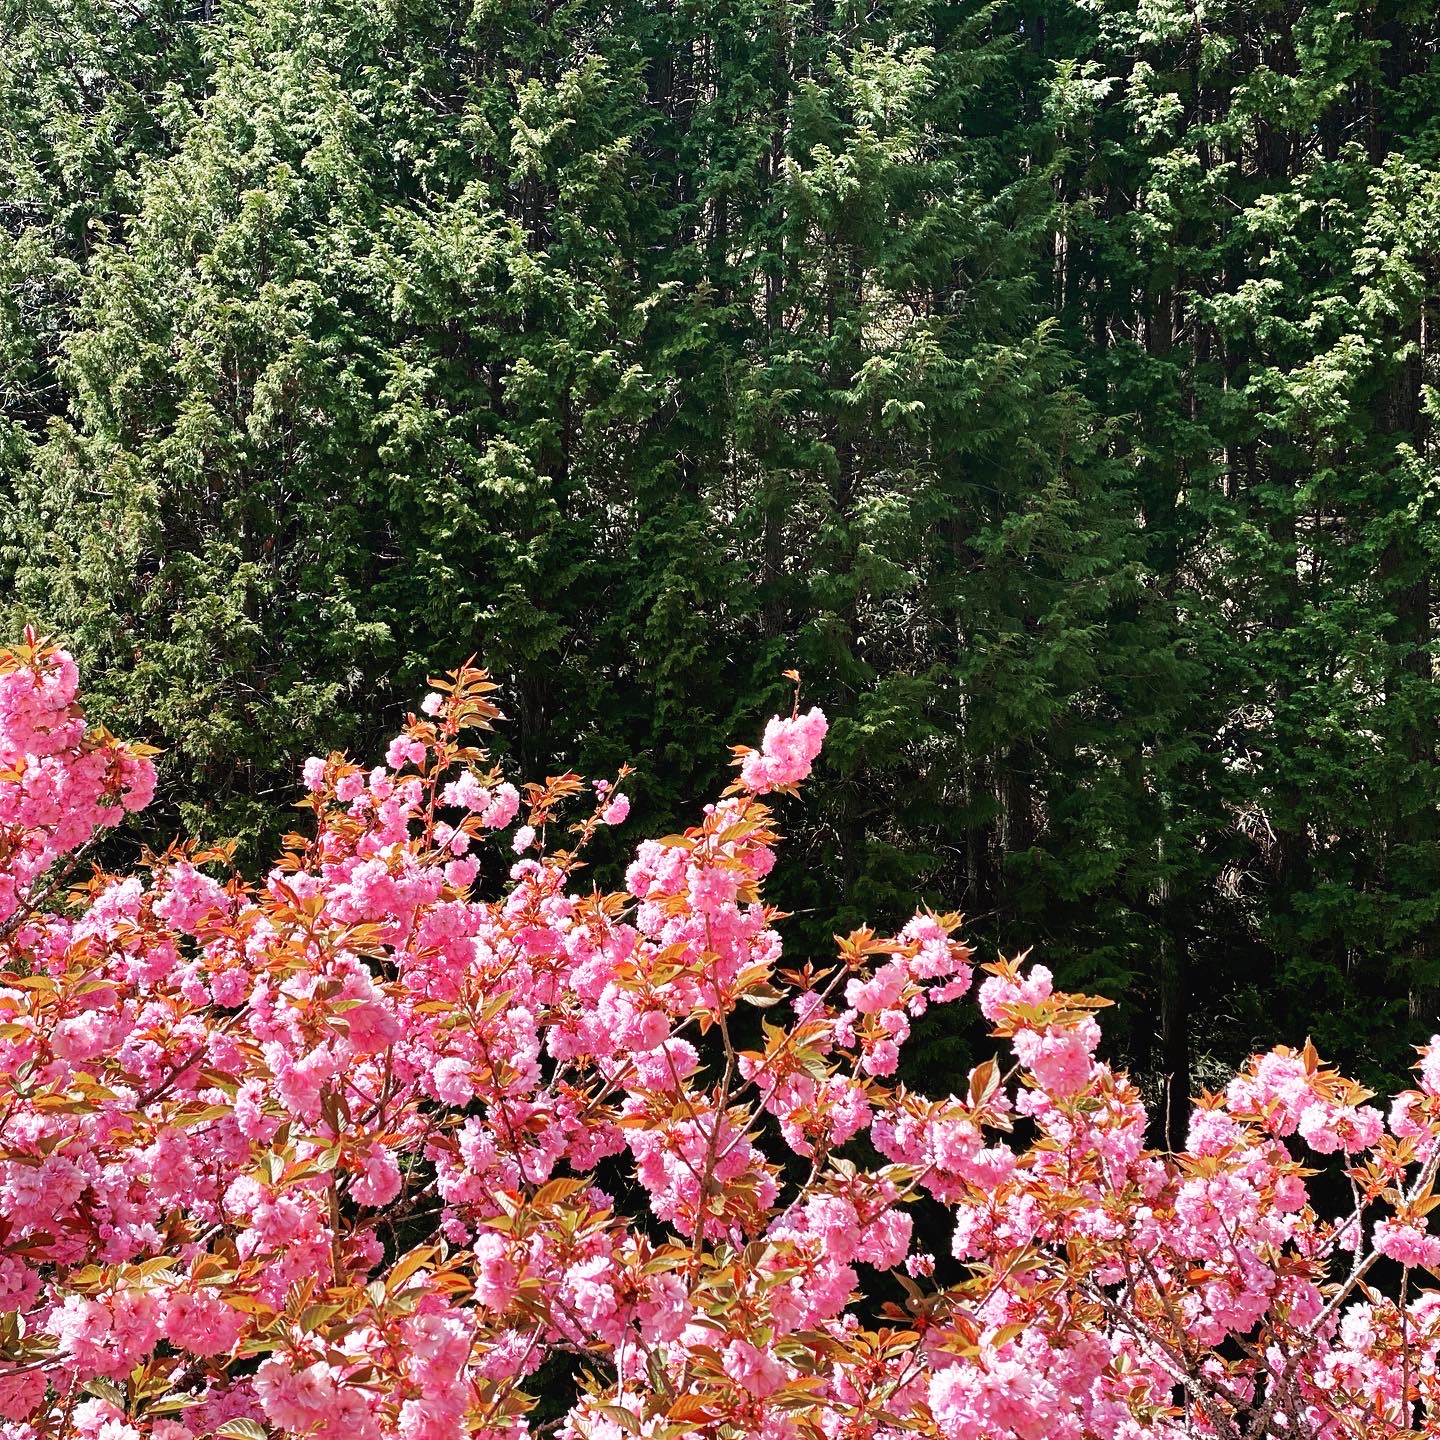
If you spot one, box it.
[0,629,155,930]
[3,636,1440,1440]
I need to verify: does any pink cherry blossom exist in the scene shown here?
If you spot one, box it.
[738,706,828,792]
[2,639,1440,1440]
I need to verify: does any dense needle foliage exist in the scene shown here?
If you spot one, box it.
[2,0,1439,1109]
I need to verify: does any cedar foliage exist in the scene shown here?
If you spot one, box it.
[2,0,1439,1102]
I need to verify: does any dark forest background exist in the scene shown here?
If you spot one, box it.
[4,0,1440,1133]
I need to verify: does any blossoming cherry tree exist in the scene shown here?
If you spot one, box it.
[3,633,1440,1440]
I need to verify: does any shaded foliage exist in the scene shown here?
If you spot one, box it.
[3,0,1439,1099]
